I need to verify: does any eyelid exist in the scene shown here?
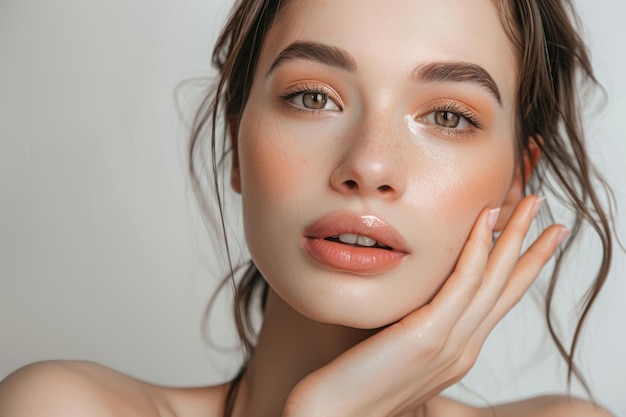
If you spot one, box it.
[279,81,344,111]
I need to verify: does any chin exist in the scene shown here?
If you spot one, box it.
[290,294,411,330]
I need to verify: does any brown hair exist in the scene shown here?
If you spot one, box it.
[189,0,615,415]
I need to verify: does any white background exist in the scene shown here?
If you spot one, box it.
[1,1,625,415]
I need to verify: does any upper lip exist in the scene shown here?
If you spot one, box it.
[304,211,409,253]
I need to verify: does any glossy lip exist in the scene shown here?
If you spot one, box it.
[303,211,409,275]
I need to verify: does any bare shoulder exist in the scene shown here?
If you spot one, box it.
[478,395,614,417]
[0,361,227,417]
[0,361,163,417]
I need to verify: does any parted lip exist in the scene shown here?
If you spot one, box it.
[303,211,410,253]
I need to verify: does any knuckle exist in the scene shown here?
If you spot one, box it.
[455,352,478,377]
[417,333,448,361]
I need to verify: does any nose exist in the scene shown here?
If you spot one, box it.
[330,119,407,200]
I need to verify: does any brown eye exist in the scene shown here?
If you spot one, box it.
[302,92,329,109]
[420,104,478,136]
[285,88,341,111]
[434,111,460,128]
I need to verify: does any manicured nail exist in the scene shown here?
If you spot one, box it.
[531,196,546,218]
[487,208,501,230]
[555,227,572,246]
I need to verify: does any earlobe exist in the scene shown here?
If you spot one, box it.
[229,119,242,194]
[493,136,542,231]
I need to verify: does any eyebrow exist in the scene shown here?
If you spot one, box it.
[413,61,502,105]
[267,41,502,105]
[267,41,357,76]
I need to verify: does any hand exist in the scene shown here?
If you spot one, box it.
[282,195,569,417]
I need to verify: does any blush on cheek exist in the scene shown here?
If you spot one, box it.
[453,155,517,212]
[238,129,306,210]
[432,186,494,247]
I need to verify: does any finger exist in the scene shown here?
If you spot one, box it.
[472,223,570,342]
[443,195,544,345]
[480,195,545,302]
[412,206,498,332]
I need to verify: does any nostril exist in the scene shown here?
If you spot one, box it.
[378,185,392,192]
[344,180,358,189]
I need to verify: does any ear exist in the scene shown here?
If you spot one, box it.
[493,136,542,231]
[229,118,242,194]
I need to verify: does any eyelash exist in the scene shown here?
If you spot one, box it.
[279,82,343,113]
[420,101,482,137]
[424,101,481,129]
[279,85,482,136]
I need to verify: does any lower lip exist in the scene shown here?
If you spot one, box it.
[303,238,406,275]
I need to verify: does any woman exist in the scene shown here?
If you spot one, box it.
[0,0,616,416]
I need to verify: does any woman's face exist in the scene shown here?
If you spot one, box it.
[234,0,520,328]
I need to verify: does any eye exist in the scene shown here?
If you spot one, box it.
[424,110,472,129]
[296,92,339,110]
[418,101,481,136]
[281,83,342,112]
[435,111,464,128]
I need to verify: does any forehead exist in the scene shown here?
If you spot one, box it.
[259,0,517,104]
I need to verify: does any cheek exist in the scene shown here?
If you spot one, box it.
[238,113,301,208]
[241,144,295,204]
[236,106,323,248]
[409,143,516,262]
[237,100,341,211]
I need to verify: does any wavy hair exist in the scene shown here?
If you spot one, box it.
[188,1,615,415]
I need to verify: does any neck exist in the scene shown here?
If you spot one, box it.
[233,289,377,417]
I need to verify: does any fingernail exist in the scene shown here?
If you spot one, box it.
[531,196,546,218]
[555,227,572,246]
[487,208,501,230]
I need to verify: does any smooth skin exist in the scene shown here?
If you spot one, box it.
[234,0,531,330]
[0,198,610,416]
[0,202,611,416]
[0,1,614,416]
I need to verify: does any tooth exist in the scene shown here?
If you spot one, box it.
[356,235,377,247]
[338,233,358,244]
